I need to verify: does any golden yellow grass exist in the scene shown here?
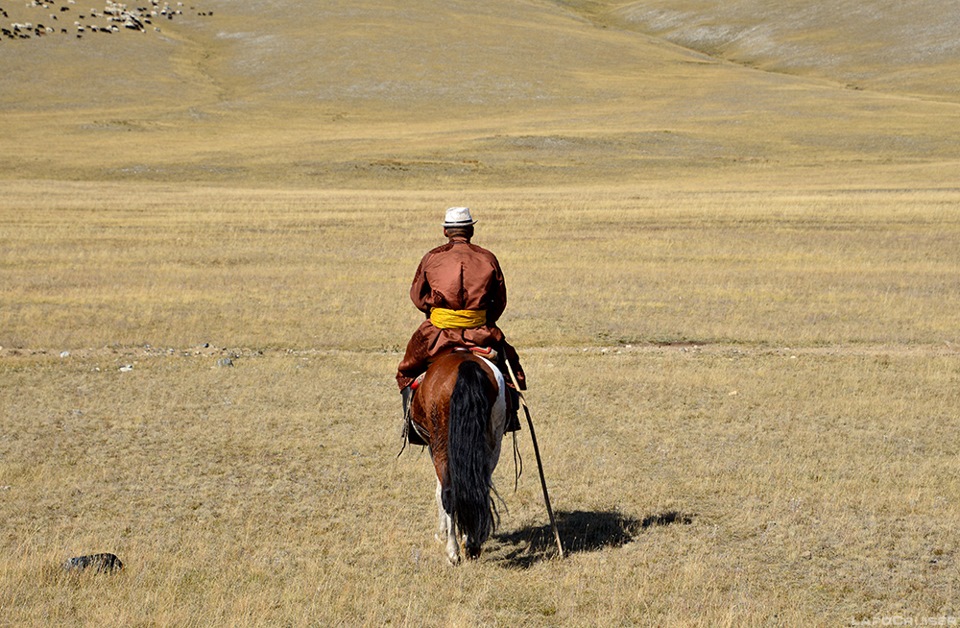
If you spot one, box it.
[3,182,960,350]
[2,183,959,625]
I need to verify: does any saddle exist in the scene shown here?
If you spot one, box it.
[464,346,498,362]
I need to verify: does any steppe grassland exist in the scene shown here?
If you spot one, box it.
[2,181,959,624]
[4,180,960,350]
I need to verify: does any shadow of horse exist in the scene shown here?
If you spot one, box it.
[491,510,694,569]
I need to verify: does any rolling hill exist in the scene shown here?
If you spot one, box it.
[1,0,958,187]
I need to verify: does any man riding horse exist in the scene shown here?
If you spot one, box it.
[397,207,525,444]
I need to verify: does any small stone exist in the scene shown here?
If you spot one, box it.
[63,553,123,574]
[217,357,234,368]
[119,364,133,372]
[60,351,70,358]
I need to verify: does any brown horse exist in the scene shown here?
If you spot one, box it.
[408,349,507,564]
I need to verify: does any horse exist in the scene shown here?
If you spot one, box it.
[407,348,508,565]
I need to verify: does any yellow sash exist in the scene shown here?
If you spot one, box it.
[430,308,487,329]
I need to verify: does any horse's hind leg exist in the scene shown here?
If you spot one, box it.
[435,479,447,541]
[435,479,461,565]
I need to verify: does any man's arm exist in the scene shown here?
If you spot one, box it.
[409,254,433,315]
[487,257,507,324]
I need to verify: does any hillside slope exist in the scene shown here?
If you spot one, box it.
[1,0,959,187]
[588,0,960,102]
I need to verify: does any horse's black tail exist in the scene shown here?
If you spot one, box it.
[444,360,497,556]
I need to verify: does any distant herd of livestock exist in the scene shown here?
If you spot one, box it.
[1,0,212,40]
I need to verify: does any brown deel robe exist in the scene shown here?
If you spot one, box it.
[396,236,525,390]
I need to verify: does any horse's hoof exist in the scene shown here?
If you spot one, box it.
[447,553,462,566]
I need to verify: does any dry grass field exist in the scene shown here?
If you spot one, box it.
[2,0,960,625]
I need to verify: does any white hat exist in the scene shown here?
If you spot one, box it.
[443,206,477,227]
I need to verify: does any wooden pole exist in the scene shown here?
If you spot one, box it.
[505,362,564,559]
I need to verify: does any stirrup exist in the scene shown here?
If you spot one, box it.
[400,385,428,447]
